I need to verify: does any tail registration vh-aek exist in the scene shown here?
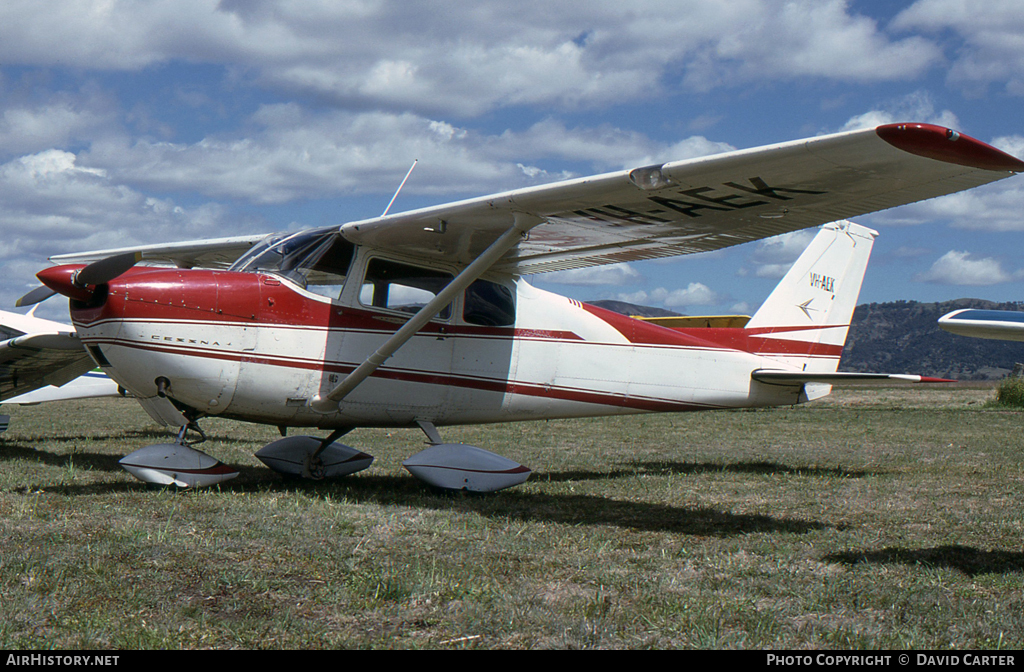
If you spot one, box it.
[20,123,1024,490]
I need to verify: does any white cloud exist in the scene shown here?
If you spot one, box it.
[647,283,723,308]
[992,134,1024,159]
[663,283,721,307]
[754,263,795,279]
[614,283,724,309]
[0,149,241,258]
[914,250,1017,285]
[865,178,1024,232]
[893,1,1024,96]
[78,107,735,203]
[615,290,652,305]
[544,263,641,286]
[0,98,116,158]
[682,0,941,90]
[839,91,960,132]
[0,1,949,116]
[743,229,816,278]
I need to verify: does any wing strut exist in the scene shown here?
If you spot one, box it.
[309,214,538,414]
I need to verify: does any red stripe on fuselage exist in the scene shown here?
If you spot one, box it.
[580,303,845,357]
[81,333,720,414]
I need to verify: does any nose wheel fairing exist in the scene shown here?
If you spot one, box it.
[118,443,240,488]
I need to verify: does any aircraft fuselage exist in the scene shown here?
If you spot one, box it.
[45,257,814,430]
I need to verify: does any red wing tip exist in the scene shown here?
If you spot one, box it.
[876,123,1024,172]
[919,376,957,384]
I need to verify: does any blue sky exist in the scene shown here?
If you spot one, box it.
[3,0,1024,320]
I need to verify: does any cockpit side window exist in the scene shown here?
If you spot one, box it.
[230,229,354,299]
[359,258,453,319]
[463,279,515,326]
[300,236,355,299]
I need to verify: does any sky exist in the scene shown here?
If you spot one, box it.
[3,0,1024,321]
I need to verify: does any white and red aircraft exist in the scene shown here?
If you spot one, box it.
[19,123,1024,490]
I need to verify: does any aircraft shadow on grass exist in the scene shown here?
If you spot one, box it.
[0,442,126,473]
[0,442,860,537]
[12,459,832,538]
[2,428,260,446]
[0,431,272,475]
[824,546,1024,576]
[0,430,260,476]
[543,460,875,483]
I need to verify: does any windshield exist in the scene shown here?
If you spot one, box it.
[230,228,355,297]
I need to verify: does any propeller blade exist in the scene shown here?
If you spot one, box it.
[15,285,57,307]
[75,251,142,287]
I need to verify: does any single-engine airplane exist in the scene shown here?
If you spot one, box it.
[19,123,1024,490]
[0,307,124,434]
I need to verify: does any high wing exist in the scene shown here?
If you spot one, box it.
[340,123,1024,273]
[45,123,1024,275]
[0,309,111,402]
[50,234,266,269]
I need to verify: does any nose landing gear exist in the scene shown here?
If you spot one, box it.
[118,418,239,488]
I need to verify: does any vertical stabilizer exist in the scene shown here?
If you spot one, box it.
[745,220,876,374]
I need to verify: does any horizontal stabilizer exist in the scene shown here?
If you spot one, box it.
[752,370,955,386]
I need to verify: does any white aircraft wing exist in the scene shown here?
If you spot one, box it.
[40,123,1023,277]
[5,370,122,404]
[49,234,267,269]
[938,309,1024,342]
[0,331,96,401]
[338,123,1024,273]
[0,309,114,403]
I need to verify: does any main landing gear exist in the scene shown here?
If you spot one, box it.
[255,428,374,479]
[400,421,532,492]
[117,415,375,487]
[116,418,530,492]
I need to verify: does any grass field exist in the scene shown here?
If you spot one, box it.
[1,384,1022,649]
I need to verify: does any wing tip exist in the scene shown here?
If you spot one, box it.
[876,123,1024,173]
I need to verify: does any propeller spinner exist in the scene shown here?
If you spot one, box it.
[29,250,143,305]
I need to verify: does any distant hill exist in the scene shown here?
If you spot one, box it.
[841,299,1024,380]
[589,298,1024,380]
[588,300,683,318]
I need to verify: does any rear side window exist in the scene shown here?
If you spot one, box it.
[464,280,515,326]
[359,258,453,318]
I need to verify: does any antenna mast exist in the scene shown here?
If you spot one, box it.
[381,159,418,217]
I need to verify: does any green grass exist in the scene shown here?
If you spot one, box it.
[1,383,1023,649]
[995,376,1024,408]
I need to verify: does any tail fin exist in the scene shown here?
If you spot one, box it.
[745,220,876,374]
